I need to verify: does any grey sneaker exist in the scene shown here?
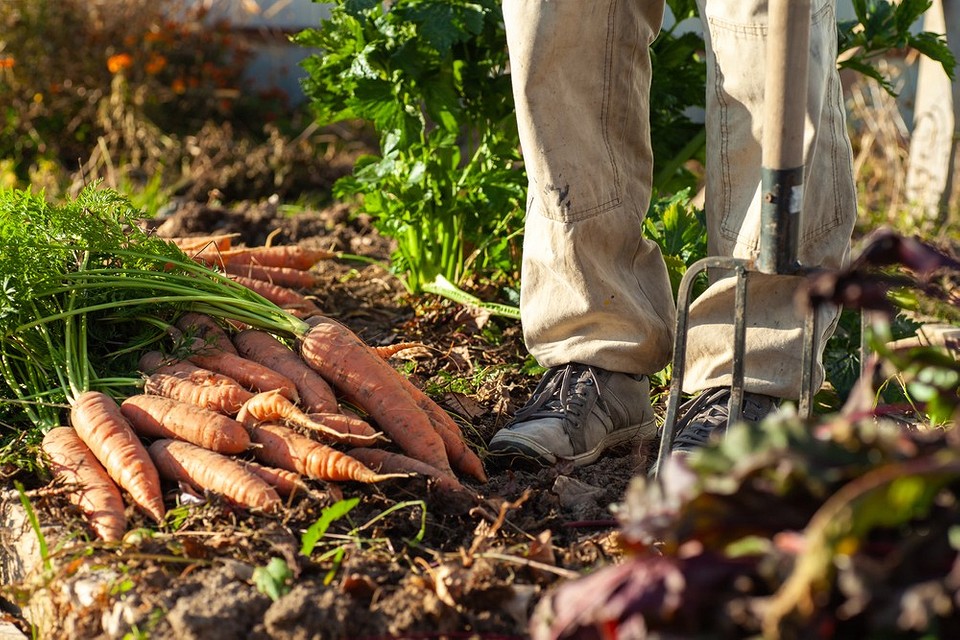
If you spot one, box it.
[671,387,780,455]
[488,363,657,468]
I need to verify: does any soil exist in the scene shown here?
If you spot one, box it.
[2,199,662,640]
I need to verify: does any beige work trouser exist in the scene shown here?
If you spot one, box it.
[504,0,857,399]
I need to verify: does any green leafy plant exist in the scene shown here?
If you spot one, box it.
[299,495,427,584]
[253,557,294,601]
[643,189,708,299]
[296,0,525,297]
[300,496,360,557]
[839,0,957,95]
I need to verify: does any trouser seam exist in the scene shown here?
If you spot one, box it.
[600,0,621,216]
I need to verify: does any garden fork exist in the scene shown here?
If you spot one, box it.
[654,0,820,478]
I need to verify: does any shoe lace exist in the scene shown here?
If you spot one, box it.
[512,363,606,433]
[671,387,731,450]
[671,388,779,451]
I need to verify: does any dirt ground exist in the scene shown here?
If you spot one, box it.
[1,200,662,640]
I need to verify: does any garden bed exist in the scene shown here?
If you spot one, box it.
[0,199,655,639]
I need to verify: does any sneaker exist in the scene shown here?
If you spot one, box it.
[487,363,657,468]
[670,387,780,455]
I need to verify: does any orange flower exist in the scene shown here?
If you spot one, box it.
[107,53,133,74]
[0,57,15,69]
[145,54,167,75]
[171,77,186,94]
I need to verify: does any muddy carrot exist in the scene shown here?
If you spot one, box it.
[218,245,337,270]
[393,374,488,483]
[121,394,251,454]
[176,312,238,355]
[185,343,300,402]
[139,351,254,415]
[168,234,236,253]
[346,447,466,494]
[232,329,338,413]
[148,439,282,513]
[231,275,322,318]
[304,412,382,441]
[69,391,165,523]
[236,390,384,447]
[242,461,313,499]
[42,427,128,542]
[249,423,406,484]
[296,316,457,480]
[223,263,321,290]
[371,342,427,359]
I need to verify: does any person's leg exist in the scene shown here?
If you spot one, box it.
[489,0,673,467]
[673,0,857,451]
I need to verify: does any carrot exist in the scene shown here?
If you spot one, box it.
[184,342,300,402]
[231,275,322,318]
[372,342,427,359]
[393,373,488,483]
[42,427,128,542]
[168,234,236,253]
[120,394,251,454]
[296,316,458,480]
[69,391,166,523]
[143,371,254,416]
[242,460,313,499]
[176,312,238,355]
[148,439,282,513]
[217,245,337,270]
[236,390,384,447]
[249,423,406,484]
[223,262,322,290]
[232,329,338,414]
[346,447,466,494]
[139,351,254,415]
[305,412,383,441]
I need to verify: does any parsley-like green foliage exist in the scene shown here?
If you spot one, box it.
[839,0,957,96]
[297,0,525,294]
[0,185,307,434]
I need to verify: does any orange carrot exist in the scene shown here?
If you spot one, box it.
[231,275,322,318]
[120,394,251,454]
[42,427,128,542]
[372,342,427,359]
[176,312,238,355]
[393,374,488,483]
[143,371,253,416]
[236,390,384,447]
[305,412,382,441]
[346,447,466,494]
[185,343,300,402]
[242,461,313,499]
[297,316,458,481]
[218,245,336,270]
[139,351,254,415]
[223,263,321,290]
[249,423,406,484]
[148,439,282,513]
[70,391,165,523]
[168,234,236,253]
[233,329,338,413]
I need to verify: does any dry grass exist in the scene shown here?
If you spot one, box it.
[845,60,959,244]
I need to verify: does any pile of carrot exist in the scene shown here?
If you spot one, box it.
[170,235,333,317]
[41,306,487,542]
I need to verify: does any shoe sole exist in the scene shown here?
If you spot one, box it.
[487,416,658,469]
